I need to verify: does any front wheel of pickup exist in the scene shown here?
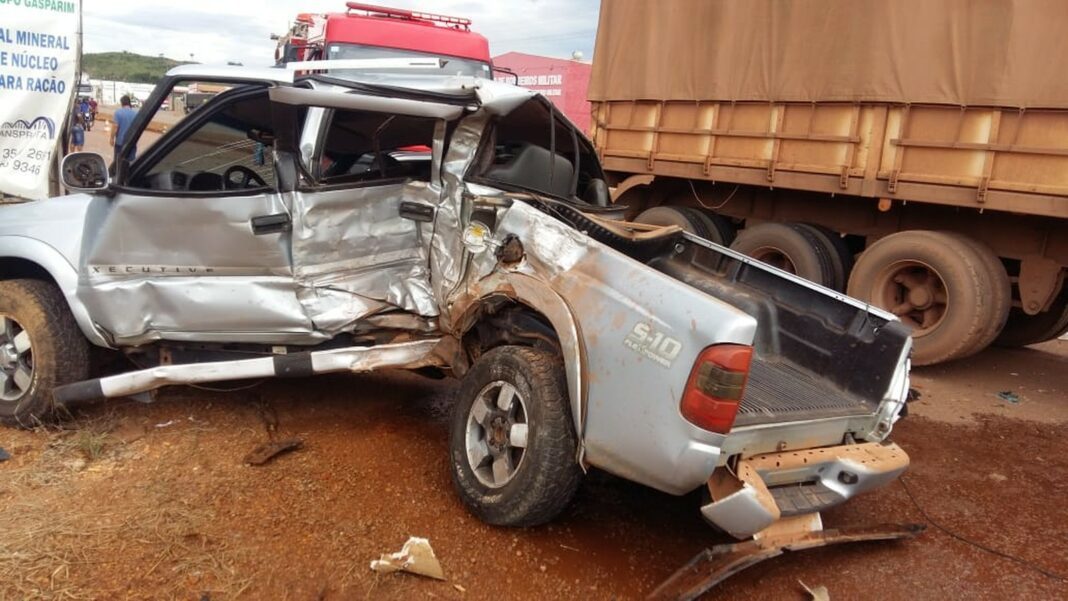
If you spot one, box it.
[0,279,90,428]
[449,346,582,527]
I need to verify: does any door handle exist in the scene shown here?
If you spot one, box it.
[399,201,435,222]
[251,212,291,235]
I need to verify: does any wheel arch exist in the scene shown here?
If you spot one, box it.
[0,237,108,347]
[452,273,587,442]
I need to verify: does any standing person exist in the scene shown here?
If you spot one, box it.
[78,97,90,130]
[87,97,98,130]
[69,108,85,152]
[109,95,138,163]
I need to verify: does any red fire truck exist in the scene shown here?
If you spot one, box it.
[275,2,493,78]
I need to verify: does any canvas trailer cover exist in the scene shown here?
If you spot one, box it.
[589,0,1068,221]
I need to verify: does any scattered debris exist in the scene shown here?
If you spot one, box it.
[560,544,580,552]
[648,523,923,600]
[243,438,303,466]
[155,420,177,429]
[0,447,10,462]
[370,537,446,580]
[453,583,466,593]
[996,391,1021,404]
[988,473,1008,482]
[800,580,830,601]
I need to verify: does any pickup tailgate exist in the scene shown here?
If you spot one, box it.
[647,237,911,427]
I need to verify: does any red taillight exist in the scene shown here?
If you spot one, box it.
[680,344,753,434]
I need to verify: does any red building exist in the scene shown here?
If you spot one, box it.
[492,52,592,132]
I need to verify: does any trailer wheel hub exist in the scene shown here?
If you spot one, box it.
[907,286,932,309]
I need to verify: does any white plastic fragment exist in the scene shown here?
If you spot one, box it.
[800,580,830,601]
[370,537,446,580]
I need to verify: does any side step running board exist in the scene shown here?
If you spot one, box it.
[53,338,443,404]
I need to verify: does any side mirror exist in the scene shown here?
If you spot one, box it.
[61,152,109,192]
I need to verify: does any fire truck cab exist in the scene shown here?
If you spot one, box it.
[275,2,493,78]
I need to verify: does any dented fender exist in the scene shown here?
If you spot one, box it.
[0,235,109,347]
[448,272,588,444]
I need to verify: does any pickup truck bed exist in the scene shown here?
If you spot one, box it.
[650,242,910,427]
[547,200,909,432]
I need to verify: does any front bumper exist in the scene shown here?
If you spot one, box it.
[700,442,909,539]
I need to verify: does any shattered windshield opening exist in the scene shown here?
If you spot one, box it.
[473,98,604,204]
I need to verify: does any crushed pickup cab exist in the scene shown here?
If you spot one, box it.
[0,65,914,585]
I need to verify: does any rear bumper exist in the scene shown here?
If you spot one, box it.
[700,442,909,539]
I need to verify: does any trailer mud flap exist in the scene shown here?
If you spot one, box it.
[647,520,924,600]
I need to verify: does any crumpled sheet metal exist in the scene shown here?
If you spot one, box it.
[78,189,313,344]
[290,180,439,332]
[80,276,316,345]
[432,111,493,330]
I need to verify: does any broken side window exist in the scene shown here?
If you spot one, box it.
[474,98,605,204]
[312,108,438,187]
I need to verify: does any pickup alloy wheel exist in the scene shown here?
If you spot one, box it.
[465,380,529,488]
[0,316,33,401]
[0,279,90,427]
[449,345,583,527]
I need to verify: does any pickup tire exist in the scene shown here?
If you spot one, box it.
[0,279,90,427]
[730,222,837,288]
[848,231,995,365]
[448,345,582,527]
[635,206,735,246]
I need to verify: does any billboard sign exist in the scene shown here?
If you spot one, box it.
[0,0,81,200]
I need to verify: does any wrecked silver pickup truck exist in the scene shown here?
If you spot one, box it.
[0,65,917,592]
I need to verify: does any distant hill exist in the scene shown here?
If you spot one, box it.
[82,52,194,84]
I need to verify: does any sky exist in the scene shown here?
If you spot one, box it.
[83,0,603,65]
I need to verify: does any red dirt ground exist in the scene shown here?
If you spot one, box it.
[2,340,1066,600]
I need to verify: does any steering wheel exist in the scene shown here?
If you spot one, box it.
[223,165,267,190]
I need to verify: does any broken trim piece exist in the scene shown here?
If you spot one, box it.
[701,442,910,538]
[647,522,925,601]
[53,339,443,404]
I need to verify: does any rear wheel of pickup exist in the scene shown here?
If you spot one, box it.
[847,231,997,365]
[730,222,837,288]
[449,345,582,527]
[635,206,736,246]
[0,279,90,427]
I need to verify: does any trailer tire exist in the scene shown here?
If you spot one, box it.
[847,231,994,365]
[635,206,735,246]
[995,285,1068,348]
[0,279,90,428]
[943,233,1011,356]
[796,224,854,292]
[730,222,837,288]
[449,345,582,527]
